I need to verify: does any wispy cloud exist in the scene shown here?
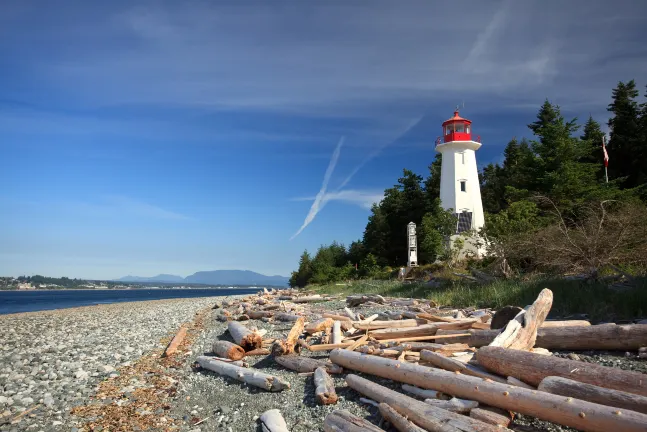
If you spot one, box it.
[292,189,383,210]
[290,137,344,240]
[74,195,193,221]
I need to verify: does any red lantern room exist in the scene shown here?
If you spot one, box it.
[442,110,472,143]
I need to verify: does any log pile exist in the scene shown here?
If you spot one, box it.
[194,287,647,431]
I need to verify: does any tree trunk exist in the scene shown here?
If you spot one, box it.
[274,355,343,374]
[196,356,290,392]
[538,376,647,414]
[355,319,425,330]
[378,403,426,432]
[420,350,506,383]
[435,324,647,350]
[228,321,262,351]
[489,288,552,350]
[331,321,343,345]
[323,410,383,432]
[330,349,647,432]
[314,367,338,405]
[211,340,245,361]
[305,318,334,334]
[370,321,476,340]
[271,317,305,356]
[477,346,647,397]
[259,409,289,432]
[469,407,512,427]
[345,374,508,432]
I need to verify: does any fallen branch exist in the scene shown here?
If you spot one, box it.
[305,318,334,334]
[196,356,290,392]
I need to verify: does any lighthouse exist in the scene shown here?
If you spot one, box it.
[435,109,485,256]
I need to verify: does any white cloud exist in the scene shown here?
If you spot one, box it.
[293,189,383,210]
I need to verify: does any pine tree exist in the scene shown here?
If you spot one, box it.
[580,116,606,180]
[423,154,442,211]
[607,80,642,187]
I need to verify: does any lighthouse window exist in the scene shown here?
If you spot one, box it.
[460,181,466,192]
[466,125,470,133]
[455,123,465,133]
[460,152,465,164]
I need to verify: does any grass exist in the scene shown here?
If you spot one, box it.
[312,277,647,323]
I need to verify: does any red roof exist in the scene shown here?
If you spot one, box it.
[442,110,471,126]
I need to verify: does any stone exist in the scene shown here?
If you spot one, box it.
[21,397,34,406]
[43,395,55,407]
[74,370,89,380]
[567,353,581,361]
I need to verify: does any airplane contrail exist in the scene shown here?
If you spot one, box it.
[290,136,345,240]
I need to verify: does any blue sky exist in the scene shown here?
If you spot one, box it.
[1,0,646,279]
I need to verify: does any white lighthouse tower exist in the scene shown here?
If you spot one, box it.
[435,109,485,256]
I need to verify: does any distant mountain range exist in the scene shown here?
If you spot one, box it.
[115,270,289,286]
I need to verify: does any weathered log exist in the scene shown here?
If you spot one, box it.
[378,333,472,343]
[293,295,328,303]
[377,403,426,432]
[538,376,647,415]
[163,324,187,357]
[477,346,647,397]
[345,334,369,351]
[271,317,305,356]
[416,313,456,323]
[420,350,506,383]
[370,321,477,340]
[274,355,343,374]
[346,294,385,307]
[344,307,358,321]
[424,397,479,413]
[391,300,419,307]
[308,342,354,351]
[205,356,248,368]
[211,340,245,361]
[361,314,379,324]
[401,384,449,400]
[345,374,508,432]
[469,407,512,427]
[228,321,262,351]
[436,324,647,350]
[355,319,425,330]
[507,376,534,390]
[259,409,289,432]
[237,314,250,321]
[489,288,552,350]
[322,313,352,322]
[331,349,647,432]
[275,313,302,322]
[332,321,342,345]
[196,356,290,392]
[248,310,274,319]
[314,367,338,405]
[323,410,383,432]
[244,348,271,356]
[541,320,591,328]
[305,318,334,334]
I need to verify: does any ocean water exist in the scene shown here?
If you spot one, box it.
[0,288,259,315]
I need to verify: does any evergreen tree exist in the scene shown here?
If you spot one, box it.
[289,251,313,288]
[423,154,442,211]
[607,80,643,187]
[580,115,606,180]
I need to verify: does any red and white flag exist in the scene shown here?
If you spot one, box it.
[602,137,609,167]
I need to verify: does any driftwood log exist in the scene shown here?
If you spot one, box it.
[331,321,342,345]
[331,349,647,432]
[248,310,274,319]
[435,324,647,350]
[275,313,302,322]
[355,319,424,330]
[323,410,383,432]
[419,350,506,383]
[305,318,334,334]
[322,313,352,322]
[401,384,449,400]
[477,346,647,397]
[163,325,187,357]
[211,340,245,361]
[271,317,305,356]
[314,367,338,405]
[196,356,290,392]
[424,397,479,413]
[370,321,476,340]
[345,374,508,431]
[244,348,271,356]
[259,409,289,432]
[346,294,385,307]
[228,321,262,351]
[538,376,647,415]
[489,288,552,350]
[377,403,426,432]
[274,355,343,374]
[470,407,512,427]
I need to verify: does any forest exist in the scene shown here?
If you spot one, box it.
[290,80,647,288]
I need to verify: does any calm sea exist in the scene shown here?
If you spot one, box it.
[0,288,259,315]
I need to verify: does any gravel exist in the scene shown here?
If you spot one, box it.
[0,297,220,431]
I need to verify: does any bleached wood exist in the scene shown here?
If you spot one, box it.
[541,320,591,328]
[259,409,289,432]
[420,350,506,383]
[228,321,262,351]
[346,294,385,307]
[424,397,479,413]
[331,349,647,432]
[345,374,508,432]
[416,313,456,322]
[477,346,647,397]
[436,324,647,350]
[378,333,472,343]
[370,321,477,340]
[305,318,334,334]
[332,321,342,345]
[248,310,274,319]
[196,356,290,392]
[275,313,302,322]
[401,384,449,400]
[308,341,354,351]
[293,295,328,303]
[377,403,426,432]
[211,340,245,361]
[271,317,306,356]
[322,313,352,322]
[361,314,379,324]
[538,376,647,415]
[274,355,343,374]
[345,333,369,351]
[323,410,383,432]
[489,288,552,350]
[469,407,512,427]
[507,376,535,390]
[344,307,358,321]
[355,319,424,330]
[314,367,338,405]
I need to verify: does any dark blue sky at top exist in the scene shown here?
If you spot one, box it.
[1,0,646,279]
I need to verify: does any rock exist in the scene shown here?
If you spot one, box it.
[567,353,581,361]
[0,396,7,405]
[43,395,55,407]
[100,365,115,373]
[21,397,34,406]
[74,370,89,380]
